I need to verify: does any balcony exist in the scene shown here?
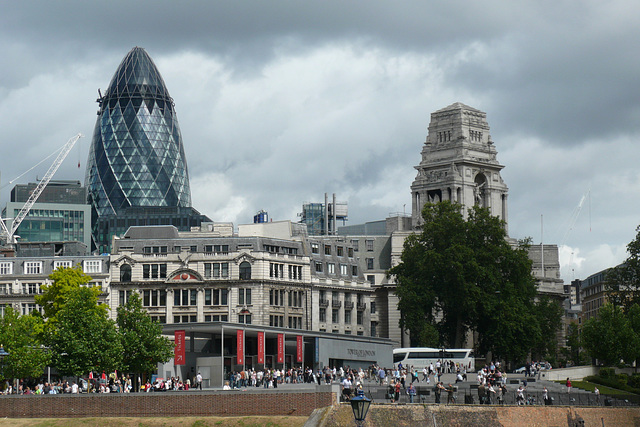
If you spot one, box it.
[319,299,330,307]
[344,301,354,309]
[331,300,342,308]
[357,302,366,311]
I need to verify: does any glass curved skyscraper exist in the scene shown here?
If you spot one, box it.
[85,47,192,218]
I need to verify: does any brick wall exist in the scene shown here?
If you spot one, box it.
[0,390,335,419]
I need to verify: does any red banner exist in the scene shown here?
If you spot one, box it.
[237,329,244,365]
[296,335,303,363]
[174,330,186,365]
[277,333,284,363]
[257,332,265,364]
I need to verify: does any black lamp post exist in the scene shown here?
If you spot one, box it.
[350,388,372,427]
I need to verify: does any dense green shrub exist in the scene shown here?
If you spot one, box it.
[630,374,640,389]
[584,375,640,394]
[599,367,616,379]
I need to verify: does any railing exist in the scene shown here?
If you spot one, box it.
[331,300,342,308]
[319,299,330,307]
[357,302,366,310]
[344,301,354,309]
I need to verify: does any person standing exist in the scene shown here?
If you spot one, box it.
[196,372,203,390]
[594,386,600,404]
[407,383,416,403]
[543,387,551,405]
[566,378,572,393]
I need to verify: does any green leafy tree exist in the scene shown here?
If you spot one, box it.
[581,303,640,366]
[605,226,640,310]
[35,265,99,321]
[531,296,564,359]
[48,287,122,376]
[116,292,173,381]
[0,306,50,380]
[389,201,553,363]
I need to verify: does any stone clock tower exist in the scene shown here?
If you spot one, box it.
[411,103,509,234]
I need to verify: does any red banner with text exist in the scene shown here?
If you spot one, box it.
[174,330,186,365]
[277,333,284,363]
[296,335,303,363]
[257,332,265,364]
[237,329,244,365]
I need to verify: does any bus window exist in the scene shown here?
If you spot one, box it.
[393,352,407,363]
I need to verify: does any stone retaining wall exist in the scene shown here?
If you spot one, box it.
[320,404,640,426]
[0,389,334,419]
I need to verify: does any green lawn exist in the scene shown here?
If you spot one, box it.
[559,380,632,396]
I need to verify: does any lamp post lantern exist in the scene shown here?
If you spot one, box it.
[350,388,371,427]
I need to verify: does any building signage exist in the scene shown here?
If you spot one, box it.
[296,335,303,363]
[277,333,284,363]
[257,331,265,364]
[174,330,185,365]
[346,348,376,358]
[237,329,244,366]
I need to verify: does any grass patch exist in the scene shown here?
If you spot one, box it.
[557,380,632,396]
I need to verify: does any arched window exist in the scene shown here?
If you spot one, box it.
[239,261,251,280]
[120,264,132,282]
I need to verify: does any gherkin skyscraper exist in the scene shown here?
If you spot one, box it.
[86,47,192,216]
[86,47,208,252]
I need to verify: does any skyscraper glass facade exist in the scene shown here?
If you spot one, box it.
[85,47,192,218]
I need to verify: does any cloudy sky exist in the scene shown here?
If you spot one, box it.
[1,1,639,283]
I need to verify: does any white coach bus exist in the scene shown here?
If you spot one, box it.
[392,347,475,372]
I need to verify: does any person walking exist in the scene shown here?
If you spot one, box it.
[566,378,572,394]
[407,383,416,403]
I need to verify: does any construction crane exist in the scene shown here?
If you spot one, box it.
[0,133,83,245]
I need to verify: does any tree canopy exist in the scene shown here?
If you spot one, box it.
[389,201,561,363]
[35,265,100,321]
[116,291,173,375]
[605,225,640,310]
[581,303,640,366]
[0,306,50,380]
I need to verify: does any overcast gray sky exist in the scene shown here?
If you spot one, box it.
[1,0,639,283]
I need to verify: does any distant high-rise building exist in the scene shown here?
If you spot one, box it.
[86,47,208,252]
[2,181,91,248]
[299,193,348,235]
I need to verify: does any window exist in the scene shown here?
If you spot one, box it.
[288,290,304,307]
[150,315,167,323]
[367,275,375,285]
[323,244,331,255]
[83,260,102,274]
[269,289,285,306]
[348,247,354,258]
[0,262,13,275]
[371,321,378,337]
[24,261,42,275]
[143,246,168,254]
[190,245,197,253]
[337,246,344,257]
[22,303,40,315]
[344,330,351,335]
[174,246,182,253]
[205,244,229,254]
[174,289,198,306]
[311,243,319,254]
[315,262,323,273]
[204,262,229,278]
[0,284,9,295]
[371,301,376,314]
[332,309,339,323]
[174,315,196,323]
[269,263,284,278]
[351,240,359,252]
[143,264,167,279]
[238,288,252,305]
[143,290,167,307]
[238,314,252,324]
[53,260,72,270]
[239,261,251,280]
[205,314,228,322]
[288,316,302,329]
[119,290,132,306]
[288,265,303,280]
[345,310,352,324]
[204,288,228,305]
[120,264,132,282]
[22,283,39,294]
[352,265,358,276]
[319,307,326,322]
[327,263,335,274]
[340,264,348,275]
[366,258,374,270]
[357,310,364,325]
[366,240,374,251]
[270,315,284,327]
